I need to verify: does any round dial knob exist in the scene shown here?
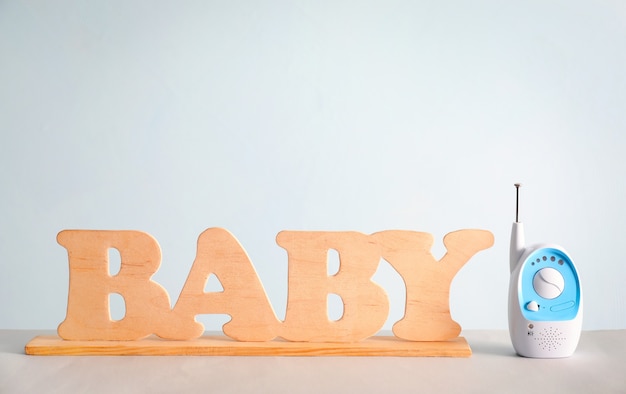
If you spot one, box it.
[533,267,564,299]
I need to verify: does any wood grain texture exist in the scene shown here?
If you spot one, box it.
[25,335,472,357]
[276,231,389,342]
[163,228,280,341]
[372,229,495,341]
[56,230,172,341]
[49,227,494,356]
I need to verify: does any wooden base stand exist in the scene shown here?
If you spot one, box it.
[25,335,472,357]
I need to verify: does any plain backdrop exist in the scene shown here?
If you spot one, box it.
[1,1,624,332]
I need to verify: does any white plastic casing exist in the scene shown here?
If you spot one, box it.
[508,223,583,358]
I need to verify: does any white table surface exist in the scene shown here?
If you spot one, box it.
[1,330,624,393]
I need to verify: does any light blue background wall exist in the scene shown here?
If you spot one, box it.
[1,1,624,331]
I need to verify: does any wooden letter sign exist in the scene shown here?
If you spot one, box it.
[26,228,494,357]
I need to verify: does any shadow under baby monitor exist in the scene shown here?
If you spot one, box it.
[508,184,582,358]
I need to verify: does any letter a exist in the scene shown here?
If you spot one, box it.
[165,228,279,341]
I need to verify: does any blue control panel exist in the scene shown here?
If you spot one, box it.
[518,248,581,321]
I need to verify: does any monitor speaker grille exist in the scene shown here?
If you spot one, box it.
[534,326,565,351]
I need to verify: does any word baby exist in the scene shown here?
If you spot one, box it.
[57,228,493,343]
